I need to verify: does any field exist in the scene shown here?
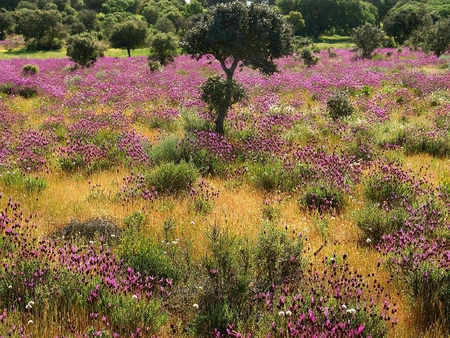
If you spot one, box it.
[1,48,450,337]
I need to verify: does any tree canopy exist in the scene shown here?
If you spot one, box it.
[183,1,293,134]
[109,19,148,57]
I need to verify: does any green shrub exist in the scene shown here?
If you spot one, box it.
[149,134,185,165]
[194,223,252,335]
[253,221,304,290]
[0,171,47,194]
[117,229,180,280]
[24,175,48,194]
[408,264,450,328]
[146,161,199,194]
[353,205,407,244]
[22,64,39,76]
[327,91,355,120]
[301,183,346,214]
[299,47,319,66]
[364,170,412,207]
[97,291,167,333]
[148,60,162,72]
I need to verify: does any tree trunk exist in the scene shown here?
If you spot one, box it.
[127,48,131,57]
[215,59,239,135]
[215,74,233,135]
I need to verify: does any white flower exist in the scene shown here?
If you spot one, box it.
[330,257,336,263]
[26,301,35,309]
[278,311,285,317]
[27,320,34,325]
[346,308,357,314]
[190,221,195,225]
[8,285,12,289]
[132,294,138,299]
[366,238,372,244]
[193,303,199,309]
[285,310,292,316]
[89,241,94,245]
[341,304,347,310]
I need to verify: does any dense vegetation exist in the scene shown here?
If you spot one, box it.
[1,0,450,337]
[1,45,450,336]
[1,0,450,54]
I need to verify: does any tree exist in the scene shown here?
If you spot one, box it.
[0,10,15,40]
[411,17,450,57]
[66,32,105,68]
[351,22,385,58]
[148,32,178,65]
[109,19,148,57]
[183,2,293,135]
[383,2,428,45]
[285,11,305,36]
[15,9,67,50]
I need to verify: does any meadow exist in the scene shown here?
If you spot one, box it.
[0,47,450,337]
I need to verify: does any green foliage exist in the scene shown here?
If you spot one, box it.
[354,204,407,244]
[299,47,320,66]
[195,223,252,335]
[149,134,185,165]
[183,1,293,134]
[403,125,450,158]
[411,17,450,57]
[200,75,247,115]
[253,221,304,290]
[0,11,15,40]
[21,64,39,76]
[148,32,179,66]
[98,292,167,333]
[297,0,377,39]
[408,264,450,328]
[0,171,47,194]
[15,9,67,50]
[66,32,105,68]
[146,161,198,195]
[327,91,355,120]
[0,83,38,98]
[363,171,412,207]
[301,182,346,214]
[148,59,162,72]
[351,22,385,58]
[383,2,428,45]
[109,19,148,57]
[117,228,180,279]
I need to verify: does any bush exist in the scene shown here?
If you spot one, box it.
[96,291,167,333]
[299,47,319,66]
[146,161,199,195]
[327,91,354,120]
[148,59,161,72]
[301,182,346,214]
[408,264,450,328]
[117,228,180,280]
[66,32,105,68]
[149,134,185,165]
[148,32,178,66]
[194,223,252,335]
[354,205,407,244]
[351,23,385,58]
[363,167,413,207]
[253,221,304,290]
[22,64,39,76]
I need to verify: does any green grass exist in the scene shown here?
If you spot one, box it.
[315,35,354,50]
[0,46,149,59]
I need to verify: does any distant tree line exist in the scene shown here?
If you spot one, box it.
[0,0,450,58]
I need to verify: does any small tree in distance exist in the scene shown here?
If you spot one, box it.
[182,2,293,135]
[66,32,105,68]
[411,17,450,57]
[148,32,179,66]
[109,19,148,57]
[351,22,385,59]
